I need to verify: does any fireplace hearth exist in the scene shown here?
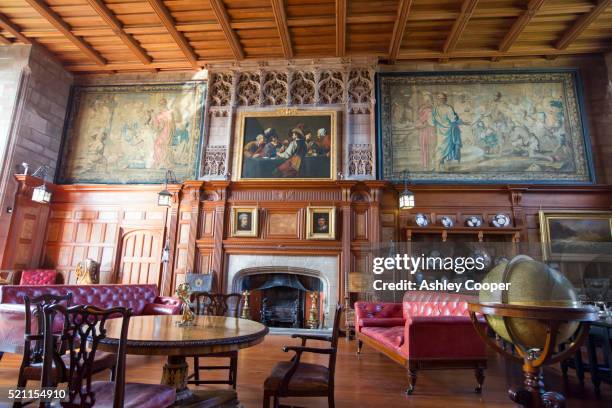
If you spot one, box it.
[227,257,339,330]
[240,272,323,329]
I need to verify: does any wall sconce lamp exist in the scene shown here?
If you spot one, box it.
[31,165,52,204]
[157,169,177,207]
[398,170,415,210]
[161,238,171,263]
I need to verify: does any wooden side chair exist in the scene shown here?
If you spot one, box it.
[188,292,243,389]
[263,304,342,408]
[40,304,175,408]
[15,293,117,398]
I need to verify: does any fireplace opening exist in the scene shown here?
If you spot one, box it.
[240,273,324,329]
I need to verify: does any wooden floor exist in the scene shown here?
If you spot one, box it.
[0,335,610,407]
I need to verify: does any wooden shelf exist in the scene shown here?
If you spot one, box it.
[405,226,521,242]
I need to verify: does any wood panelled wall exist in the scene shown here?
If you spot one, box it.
[2,175,611,297]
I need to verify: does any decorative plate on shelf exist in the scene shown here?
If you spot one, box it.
[465,216,483,227]
[415,213,429,227]
[491,213,511,228]
[440,216,454,228]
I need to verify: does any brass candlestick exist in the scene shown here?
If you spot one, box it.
[241,290,251,319]
[175,283,195,326]
[307,292,320,329]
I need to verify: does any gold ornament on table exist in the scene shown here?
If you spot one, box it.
[307,292,320,329]
[241,290,251,319]
[175,283,195,327]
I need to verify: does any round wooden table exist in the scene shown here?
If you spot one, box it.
[98,315,268,407]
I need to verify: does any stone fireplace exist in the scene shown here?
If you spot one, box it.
[226,255,339,330]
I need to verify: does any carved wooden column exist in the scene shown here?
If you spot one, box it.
[337,180,356,316]
[365,181,386,248]
[205,181,230,291]
[167,181,204,295]
[509,187,528,248]
[160,184,182,296]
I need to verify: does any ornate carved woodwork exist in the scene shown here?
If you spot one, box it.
[348,144,373,177]
[202,145,228,177]
[2,174,607,303]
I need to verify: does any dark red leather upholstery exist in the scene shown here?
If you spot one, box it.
[361,326,404,350]
[354,302,404,331]
[355,291,486,360]
[19,269,58,285]
[0,284,180,315]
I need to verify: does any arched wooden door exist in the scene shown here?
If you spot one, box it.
[117,228,163,285]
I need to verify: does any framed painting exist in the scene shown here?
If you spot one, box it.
[306,206,336,240]
[377,70,594,184]
[235,109,337,181]
[539,211,612,261]
[230,206,259,237]
[57,82,206,184]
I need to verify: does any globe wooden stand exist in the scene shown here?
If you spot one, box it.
[468,303,597,408]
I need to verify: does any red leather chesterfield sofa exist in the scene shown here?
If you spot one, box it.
[0,284,181,356]
[355,291,487,395]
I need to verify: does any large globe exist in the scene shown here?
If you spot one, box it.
[479,255,579,350]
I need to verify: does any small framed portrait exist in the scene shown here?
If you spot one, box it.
[231,207,259,237]
[539,210,612,261]
[306,206,336,240]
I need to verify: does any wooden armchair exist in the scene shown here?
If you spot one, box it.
[263,304,342,408]
[188,292,243,388]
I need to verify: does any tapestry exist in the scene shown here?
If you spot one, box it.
[58,82,206,183]
[377,71,593,183]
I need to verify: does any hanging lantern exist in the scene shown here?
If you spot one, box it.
[157,169,176,207]
[157,189,172,207]
[398,171,415,209]
[32,183,52,203]
[31,165,52,204]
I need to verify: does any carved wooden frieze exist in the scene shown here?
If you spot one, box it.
[262,71,288,105]
[236,72,261,106]
[228,189,342,202]
[348,68,373,104]
[290,70,316,104]
[348,144,373,177]
[209,73,232,107]
[318,69,344,104]
[202,145,227,177]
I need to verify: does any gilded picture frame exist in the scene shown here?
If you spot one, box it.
[234,109,338,181]
[377,70,594,184]
[306,206,336,240]
[539,210,612,261]
[230,206,259,237]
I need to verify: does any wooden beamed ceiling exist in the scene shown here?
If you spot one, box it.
[0,0,610,74]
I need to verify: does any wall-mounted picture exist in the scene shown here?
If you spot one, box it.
[540,211,612,261]
[377,70,594,184]
[235,109,337,181]
[58,82,206,184]
[306,206,336,240]
[231,207,259,237]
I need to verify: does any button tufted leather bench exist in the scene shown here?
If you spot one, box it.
[354,291,487,395]
[0,284,182,355]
